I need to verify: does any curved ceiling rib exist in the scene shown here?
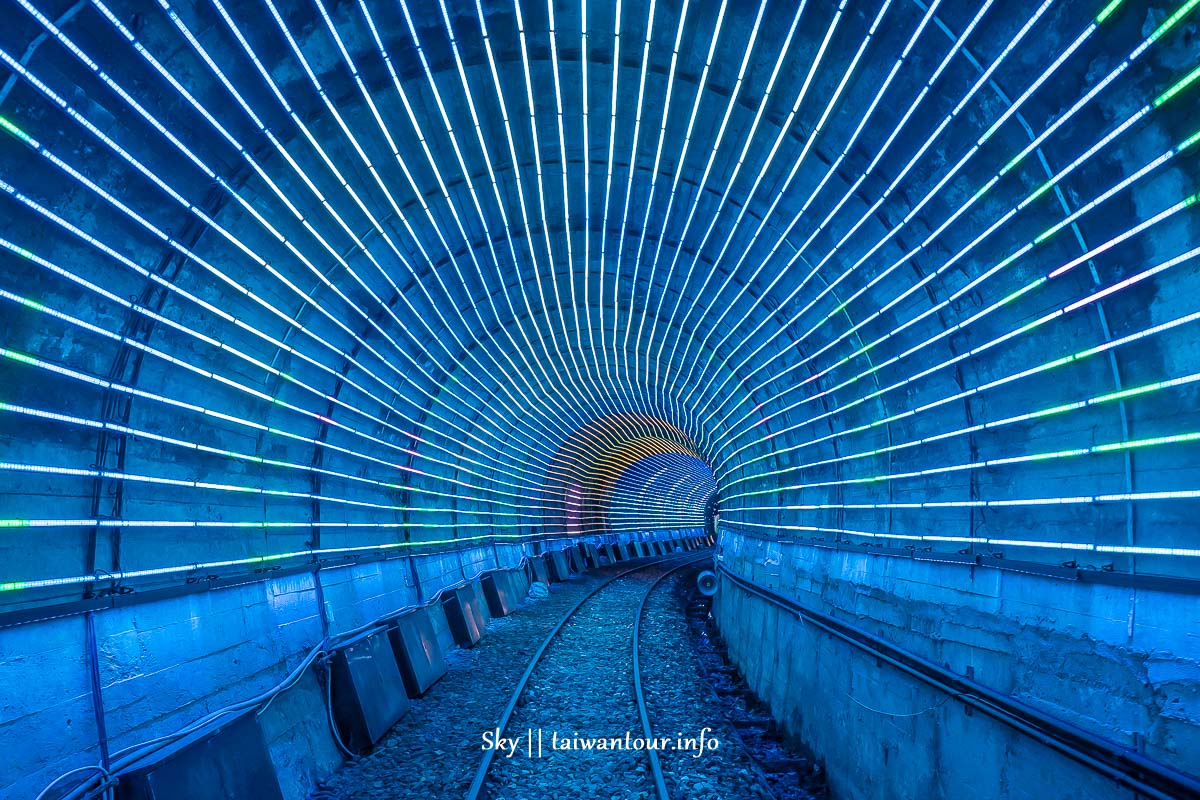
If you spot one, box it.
[0,0,1198,606]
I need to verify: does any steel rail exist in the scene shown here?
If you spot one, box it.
[465,550,710,799]
[632,556,717,800]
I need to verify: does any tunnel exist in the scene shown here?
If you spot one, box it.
[0,0,1198,797]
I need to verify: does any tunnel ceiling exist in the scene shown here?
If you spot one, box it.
[0,0,1198,605]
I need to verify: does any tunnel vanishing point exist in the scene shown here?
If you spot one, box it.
[1,0,1199,797]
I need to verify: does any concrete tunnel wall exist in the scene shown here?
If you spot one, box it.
[714,530,1200,799]
[1,532,702,799]
[0,0,1198,797]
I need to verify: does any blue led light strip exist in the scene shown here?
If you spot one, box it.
[688,0,1196,445]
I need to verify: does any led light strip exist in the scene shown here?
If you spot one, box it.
[721,519,1200,558]
[668,0,858,403]
[703,32,1200,455]
[636,0,729,426]
[0,235,553,490]
[310,0,589,441]
[608,0,665,414]
[0,245,542,493]
[658,0,810,404]
[725,432,1200,502]
[673,0,902,408]
[647,0,769,409]
[472,0,591,416]
[732,489,1200,513]
[710,124,1200,448]
[681,8,1051,431]
[0,400,531,508]
[721,306,1200,485]
[1,0,1198,595]
[725,367,1200,490]
[0,530,569,593]
[0,40,563,475]
[214,0,602,445]
[0,460,526,517]
[715,176,1200,473]
[417,0,588,424]
[690,0,1196,441]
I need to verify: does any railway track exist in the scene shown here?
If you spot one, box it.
[467,553,707,800]
[318,548,819,799]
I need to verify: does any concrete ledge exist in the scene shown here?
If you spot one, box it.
[713,529,1200,799]
[258,669,342,800]
[0,530,698,799]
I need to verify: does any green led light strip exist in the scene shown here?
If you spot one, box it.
[726,431,1200,501]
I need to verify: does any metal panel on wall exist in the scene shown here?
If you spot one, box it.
[389,606,447,698]
[330,629,409,751]
[114,712,283,800]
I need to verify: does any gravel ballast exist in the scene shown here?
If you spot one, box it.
[321,555,823,799]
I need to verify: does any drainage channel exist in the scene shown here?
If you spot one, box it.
[679,571,827,800]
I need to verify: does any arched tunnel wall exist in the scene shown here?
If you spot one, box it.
[0,0,1198,796]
